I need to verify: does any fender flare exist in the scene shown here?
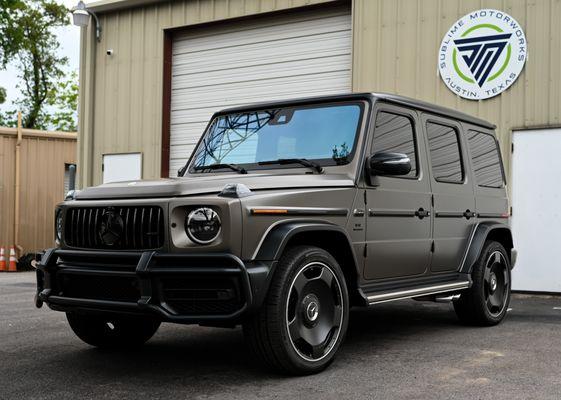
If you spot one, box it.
[247,221,361,310]
[459,221,514,274]
[253,220,358,264]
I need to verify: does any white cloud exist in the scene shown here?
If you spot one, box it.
[0,0,81,111]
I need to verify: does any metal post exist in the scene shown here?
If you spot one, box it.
[14,112,23,257]
[69,164,76,191]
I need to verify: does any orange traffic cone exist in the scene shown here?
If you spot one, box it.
[0,248,6,272]
[8,247,17,272]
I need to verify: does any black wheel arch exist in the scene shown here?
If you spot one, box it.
[460,221,514,274]
[251,221,362,307]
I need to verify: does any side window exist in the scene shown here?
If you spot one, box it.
[467,130,504,188]
[372,111,418,178]
[426,121,463,183]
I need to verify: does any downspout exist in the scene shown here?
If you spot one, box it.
[14,111,23,256]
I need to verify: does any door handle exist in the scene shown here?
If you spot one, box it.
[415,208,430,219]
[463,210,477,220]
[353,209,365,217]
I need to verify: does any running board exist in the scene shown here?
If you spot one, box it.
[366,281,471,305]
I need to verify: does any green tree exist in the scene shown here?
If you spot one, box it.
[0,0,77,131]
[45,71,79,131]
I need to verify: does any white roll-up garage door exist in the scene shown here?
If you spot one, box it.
[169,7,353,174]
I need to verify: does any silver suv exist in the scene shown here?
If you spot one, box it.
[36,93,516,375]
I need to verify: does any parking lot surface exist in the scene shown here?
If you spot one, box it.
[1,272,560,400]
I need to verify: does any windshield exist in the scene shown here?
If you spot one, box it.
[188,102,364,173]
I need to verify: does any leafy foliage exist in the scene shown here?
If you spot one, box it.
[0,0,78,131]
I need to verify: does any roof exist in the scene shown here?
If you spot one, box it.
[217,92,496,130]
[374,93,496,129]
[87,0,167,13]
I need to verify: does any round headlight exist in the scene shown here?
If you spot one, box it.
[55,210,63,243]
[185,207,221,245]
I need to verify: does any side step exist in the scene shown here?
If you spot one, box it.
[365,280,470,305]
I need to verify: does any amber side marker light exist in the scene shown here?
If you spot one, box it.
[251,209,289,215]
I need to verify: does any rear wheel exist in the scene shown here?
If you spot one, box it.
[243,246,349,375]
[66,313,161,348]
[454,240,511,326]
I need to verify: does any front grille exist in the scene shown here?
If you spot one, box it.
[64,206,165,250]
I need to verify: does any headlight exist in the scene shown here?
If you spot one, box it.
[185,207,221,245]
[55,209,63,244]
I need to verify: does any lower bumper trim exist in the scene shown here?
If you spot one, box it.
[36,249,270,324]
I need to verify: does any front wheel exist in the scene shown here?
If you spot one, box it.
[66,313,161,348]
[243,246,349,375]
[454,240,511,326]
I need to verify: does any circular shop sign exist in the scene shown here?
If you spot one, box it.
[438,9,527,100]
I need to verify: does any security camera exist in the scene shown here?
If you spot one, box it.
[106,49,113,56]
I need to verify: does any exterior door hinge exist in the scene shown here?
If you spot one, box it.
[430,241,435,253]
[363,243,368,258]
[363,190,367,205]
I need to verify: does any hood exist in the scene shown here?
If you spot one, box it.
[74,172,355,200]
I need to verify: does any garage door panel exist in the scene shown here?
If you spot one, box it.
[171,31,351,75]
[172,54,350,91]
[171,71,351,111]
[170,123,209,143]
[169,8,352,173]
[173,13,350,55]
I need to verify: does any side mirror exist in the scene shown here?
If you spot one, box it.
[368,152,411,176]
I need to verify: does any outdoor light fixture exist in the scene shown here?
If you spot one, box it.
[71,1,101,42]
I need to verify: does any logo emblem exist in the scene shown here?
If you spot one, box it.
[438,9,527,100]
[99,207,124,246]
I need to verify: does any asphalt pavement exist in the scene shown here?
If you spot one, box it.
[1,272,560,400]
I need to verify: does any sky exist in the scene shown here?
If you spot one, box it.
[0,0,81,113]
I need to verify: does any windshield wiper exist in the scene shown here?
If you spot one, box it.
[258,158,324,174]
[194,163,247,174]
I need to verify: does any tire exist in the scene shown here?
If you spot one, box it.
[243,246,349,375]
[66,313,161,348]
[454,240,511,326]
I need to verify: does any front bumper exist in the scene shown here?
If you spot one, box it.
[35,249,271,325]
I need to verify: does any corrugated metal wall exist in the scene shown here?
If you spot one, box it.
[79,0,561,186]
[352,0,561,181]
[78,0,338,187]
[0,129,77,254]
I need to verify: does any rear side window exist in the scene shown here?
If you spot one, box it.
[426,122,463,183]
[372,111,417,178]
[467,130,504,188]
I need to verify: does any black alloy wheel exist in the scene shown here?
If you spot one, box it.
[244,246,349,375]
[454,240,511,326]
[285,261,345,362]
[483,250,510,317]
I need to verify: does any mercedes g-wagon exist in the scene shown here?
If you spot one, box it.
[36,93,516,375]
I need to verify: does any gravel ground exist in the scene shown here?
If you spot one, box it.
[1,272,560,400]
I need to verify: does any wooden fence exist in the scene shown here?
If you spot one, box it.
[0,115,77,257]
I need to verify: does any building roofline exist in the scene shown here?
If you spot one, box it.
[87,0,167,13]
